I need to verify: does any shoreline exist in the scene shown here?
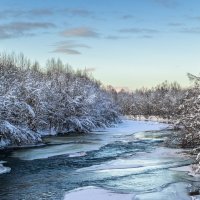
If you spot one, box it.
[125,115,174,124]
[0,118,168,152]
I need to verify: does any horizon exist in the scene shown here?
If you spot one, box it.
[1,0,200,89]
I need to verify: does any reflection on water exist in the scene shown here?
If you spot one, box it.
[0,120,198,200]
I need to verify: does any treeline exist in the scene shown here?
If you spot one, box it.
[0,53,120,147]
[174,74,200,148]
[116,81,185,119]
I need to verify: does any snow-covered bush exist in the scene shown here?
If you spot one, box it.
[117,81,184,119]
[175,74,200,148]
[0,53,120,148]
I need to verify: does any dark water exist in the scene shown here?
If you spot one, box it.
[0,120,198,200]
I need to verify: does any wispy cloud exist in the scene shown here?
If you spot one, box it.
[178,27,200,34]
[105,35,128,40]
[0,8,93,19]
[29,9,54,16]
[139,35,154,39]
[119,28,159,34]
[168,22,184,27]
[61,8,93,17]
[121,15,134,20]
[152,0,178,8]
[51,40,91,55]
[0,22,55,39]
[0,9,54,19]
[186,15,200,21]
[61,27,99,38]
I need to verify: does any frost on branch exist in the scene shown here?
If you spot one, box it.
[0,53,120,148]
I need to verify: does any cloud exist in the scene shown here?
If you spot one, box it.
[0,8,93,19]
[105,35,121,40]
[186,16,200,21]
[51,40,91,55]
[0,22,55,39]
[178,27,200,34]
[53,48,81,55]
[192,16,200,21]
[140,35,154,39]
[29,9,54,16]
[121,15,134,20]
[168,22,184,27]
[62,8,93,17]
[105,35,128,40]
[61,27,99,38]
[0,9,54,19]
[119,28,159,34]
[152,0,178,8]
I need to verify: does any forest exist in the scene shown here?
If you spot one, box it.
[1,53,200,172]
[0,53,120,148]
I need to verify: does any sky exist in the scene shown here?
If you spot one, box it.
[0,0,200,90]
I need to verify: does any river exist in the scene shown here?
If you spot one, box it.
[0,120,199,200]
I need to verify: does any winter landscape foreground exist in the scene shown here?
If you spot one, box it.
[1,120,200,200]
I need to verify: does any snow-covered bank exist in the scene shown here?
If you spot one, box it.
[98,119,168,135]
[0,161,11,174]
[63,186,134,200]
[125,115,173,124]
[11,120,169,160]
[63,183,192,200]
[0,121,42,149]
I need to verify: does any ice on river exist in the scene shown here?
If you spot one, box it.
[0,161,11,174]
[134,182,191,200]
[101,119,168,135]
[63,186,134,200]
[73,146,191,191]
[63,183,191,200]
[11,120,168,160]
[77,147,185,174]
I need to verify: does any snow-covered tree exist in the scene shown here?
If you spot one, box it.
[0,53,120,148]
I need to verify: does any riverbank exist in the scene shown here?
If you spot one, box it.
[125,115,173,124]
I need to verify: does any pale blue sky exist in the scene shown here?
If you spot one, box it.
[1,0,200,89]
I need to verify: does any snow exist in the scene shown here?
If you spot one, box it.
[171,164,200,177]
[126,115,173,124]
[0,54,122,148]
[134,182,191,200]
[0,121,42,148]
[0,161,11,175]
[192,196,200,200]
[0,138,10,148]
[97,119,168,135]
[63,186,134,200]
[68,152,87,158]
[63,183,191,200]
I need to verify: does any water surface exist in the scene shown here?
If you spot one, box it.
[0,120,198,200]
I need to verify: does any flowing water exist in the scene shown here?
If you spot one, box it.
[0,120,199,200]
